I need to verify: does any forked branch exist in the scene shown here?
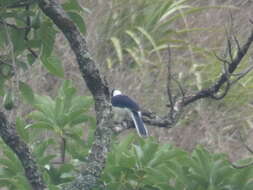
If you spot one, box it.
[183,28,253,106]
[143,27,253,128]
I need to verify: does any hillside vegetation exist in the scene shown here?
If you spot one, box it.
[0,0,253,189]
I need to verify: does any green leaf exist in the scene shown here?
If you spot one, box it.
[70,95,94,112]
[110,37,123,64]
[0,29,6,47]
[39,21,56,57]
[3,89,14,110]
[34,139,55,158]
[133,144,144,163]
[27,53,36,65]
[117,134,135,152]
[0,78,4,97]
[58,163,74,173]
[10,28,26,54]
[26,39,41,49]
[27,122,53,130]
[58,80,76,113]
[67,11,86,34]
[16,117,29,143]
[125,30,144,58]
[3,148,22,170]
[54,97,64,124]
[62,0,88,12]
[19,81,34,104]
[14,175,32,190]
[41,56,64,78]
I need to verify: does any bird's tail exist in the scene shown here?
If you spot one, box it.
[130,111,148,137]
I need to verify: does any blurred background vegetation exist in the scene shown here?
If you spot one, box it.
[84,0,253,160]
[0,0,253,189]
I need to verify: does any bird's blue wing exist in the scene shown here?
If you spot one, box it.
[111,95,140,111]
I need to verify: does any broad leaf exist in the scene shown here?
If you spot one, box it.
[41,56,64,78]
[19,81,34,104]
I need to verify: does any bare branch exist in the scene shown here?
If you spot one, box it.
[182,29,253,106]
[230,65,253,85]
[142,28,253,129]
[214,51,230,65]
[227,37,234,62]
[166,46,174,113]
[239,131,253,154]
[142,110,174,128]
[0,112,46,190]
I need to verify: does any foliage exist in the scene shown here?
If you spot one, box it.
[98,0,213,68]
[0,0,87,98]
[0,0,253,189]
[0,140,31,190]
[102,135,253,190]
[0,80,95,189]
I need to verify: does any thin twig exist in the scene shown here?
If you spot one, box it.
[239,131,253,154]
[230,65,253,85]
[166,46,175,112]
[183,29,253,106]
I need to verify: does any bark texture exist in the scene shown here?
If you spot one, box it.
[38,0,114,189]
[0,112,46,190]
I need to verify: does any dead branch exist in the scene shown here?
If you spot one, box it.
[0,112,46,190]
[239,131,253,154]
[142,109,174,128]
[182,28,253,106]
[142,28,253,128]
[166,46,174,115]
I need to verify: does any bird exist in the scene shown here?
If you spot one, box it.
[111,89,148,137]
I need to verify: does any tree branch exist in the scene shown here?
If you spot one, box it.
[239,131,253,154]
[38,0,113,189]
[182,29,253,106]
[142,29,253,128]
[38,0,110,106]
[0,112,46,190]
[142,110,174,128]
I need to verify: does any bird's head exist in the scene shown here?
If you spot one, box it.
[112,89,122,96]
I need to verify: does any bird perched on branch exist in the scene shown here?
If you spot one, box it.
[111,89,148,137]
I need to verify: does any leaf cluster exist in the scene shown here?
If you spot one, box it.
[0,80,96,189]
[0,0,87,97]
[102,135,253,190]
